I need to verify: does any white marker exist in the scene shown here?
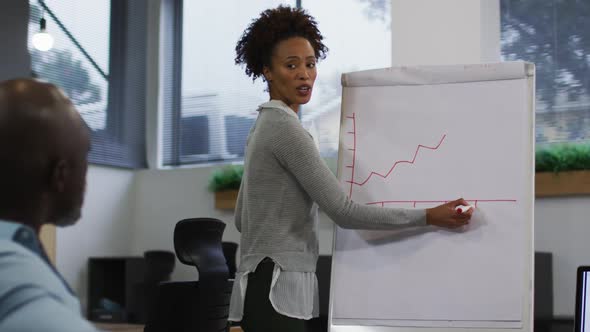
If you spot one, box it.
[455,205,473,214]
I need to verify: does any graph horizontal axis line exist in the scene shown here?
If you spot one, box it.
[366,199,517,207]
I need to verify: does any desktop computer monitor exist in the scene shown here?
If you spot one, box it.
[575,266,590,332]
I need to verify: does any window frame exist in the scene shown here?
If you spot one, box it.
[30,0,147,169]
[164,0,302,167]
[160,0,184,166]
[500,0,590,146]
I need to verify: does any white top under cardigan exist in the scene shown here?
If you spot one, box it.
[228,100,427,321]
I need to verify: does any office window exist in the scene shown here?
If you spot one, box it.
[164,0,390,165]
[501,0,590,145]
[28,0,147,168]
[300,0,391,158]
[163,0,294,166]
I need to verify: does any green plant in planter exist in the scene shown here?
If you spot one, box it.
[208,165,244,192]
[206,146,589,184]
[536,143,590,173]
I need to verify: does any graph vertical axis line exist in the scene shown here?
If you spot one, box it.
[346,113,357,199]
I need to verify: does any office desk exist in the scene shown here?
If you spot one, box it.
[94,323,143,331]
[95,323,244,332]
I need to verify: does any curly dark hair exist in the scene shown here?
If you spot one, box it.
[235,5,328,82]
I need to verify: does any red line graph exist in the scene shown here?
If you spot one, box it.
[343,113,517,206]
[345,112,446,198]
[349,134,446,186]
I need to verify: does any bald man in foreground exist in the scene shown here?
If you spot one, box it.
[0,79,98,331]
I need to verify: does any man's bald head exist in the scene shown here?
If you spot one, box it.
[0,79,90,231]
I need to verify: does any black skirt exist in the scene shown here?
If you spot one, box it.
[241,259,315,332]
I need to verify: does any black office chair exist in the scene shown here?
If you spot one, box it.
[144,218,233,332]
[222,242,238,279]
[129,250,175,323]
[144,250,176,284]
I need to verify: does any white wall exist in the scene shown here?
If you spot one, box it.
[131,166,240,281]
[391,0,499,66]
[535,197,590,316]
[56,165,136,310]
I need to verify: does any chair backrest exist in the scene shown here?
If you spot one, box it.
[173,218,229,284]
[144,250,175,283]
[145,218,232,332]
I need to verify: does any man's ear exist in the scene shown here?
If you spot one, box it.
[50,159,68,193]
[262,66,272,82]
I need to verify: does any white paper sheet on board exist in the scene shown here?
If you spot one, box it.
[331,62,534,329]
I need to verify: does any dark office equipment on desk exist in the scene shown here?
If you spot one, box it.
[88,251,176,324]
[144,218,233,332]
[535,252,554,323]
[575,266,590,332]
[534,252,574,332]
[87,256,145,323]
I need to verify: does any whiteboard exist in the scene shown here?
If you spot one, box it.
[330,62,535,332]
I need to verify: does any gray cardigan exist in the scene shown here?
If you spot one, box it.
[235,100,427,273]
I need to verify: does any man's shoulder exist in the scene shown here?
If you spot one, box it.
[0,237,37,261]
[0,239,82,323]
[0,220,41,252]
[0,220,44,269]
[0,238,53,289]
[0,220,26,240]
[0,238,67,301]
[0,244,90,330]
